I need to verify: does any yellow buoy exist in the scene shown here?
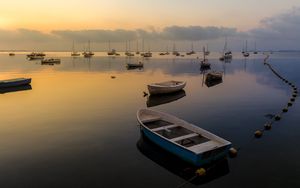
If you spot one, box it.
[229,147,238,158]
[195,168,206,177]
[254,130,263,138]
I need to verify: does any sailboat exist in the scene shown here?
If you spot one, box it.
[243,40,250,57]
[71,41,80,56]
[219,38,232,61]
[253,41,258,54]
[205,44,210,55]
[107,40,116,55]
[125,41,134,56]
[136,40,140,54]
[172,43,180,56]
[84,40,94,58]
[200,46,210,69]
[186,43,195,55]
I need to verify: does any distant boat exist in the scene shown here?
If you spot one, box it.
[107,40,117,55]
[41,58,61,64]
[205,44,210,55]
[243,40,250,57]
[126,61,143,68]
[71,41,80,56]
[0,78,31,88]
[137,109,232,166]
[27,55,44,60]
[253,41,258,54]
[27,52,45,58]
[84,40,94,58]
[147,80,186,95]
[9,52,15,56]
[205,78,223,87]
[206,71,223,82]
[219,39,232,61]
[125,41,135,56]
[201,46,210,69]
[186,43,196,55]
[146,90,186,107]
[172,43,180,56]
[136,40,140,54]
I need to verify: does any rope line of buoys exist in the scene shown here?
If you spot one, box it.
[254,54,298,139]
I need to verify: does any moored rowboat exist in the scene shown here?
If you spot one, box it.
[137,109,232,166]
[0,78,31,88]
[147,80,186,95]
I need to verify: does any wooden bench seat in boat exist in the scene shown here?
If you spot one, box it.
[170,133,198,142]
[188,140,222,153]
[151,124,177,132]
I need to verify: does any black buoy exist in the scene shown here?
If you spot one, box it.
[285,80,288,83]
[111,76,116,79]
[293,94,297,98]
[289,83,292,85]
[291,98,295,102]
[254,130,263,138]
[275,115,281,121]
[288,102,293,106]
[264,123,272,130]
[282,107,288,113]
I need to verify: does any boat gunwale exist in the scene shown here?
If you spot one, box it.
[137,109,231,155]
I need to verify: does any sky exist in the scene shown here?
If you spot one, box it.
[0,0,300,51]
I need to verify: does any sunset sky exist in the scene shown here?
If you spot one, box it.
[0,0,300,51]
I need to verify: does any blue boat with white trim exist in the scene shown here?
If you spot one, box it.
[137,109,232,166]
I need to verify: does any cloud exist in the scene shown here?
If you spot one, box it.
[249,6,300,40]
[0,28,55,43]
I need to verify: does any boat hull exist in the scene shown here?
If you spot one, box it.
[0,78,31,88]
[148,81,186,95]
[141,126,230,166]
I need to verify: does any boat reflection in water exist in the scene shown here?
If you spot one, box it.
[137,133,230,185]
[146,90,186,107]
[0,84,32,94]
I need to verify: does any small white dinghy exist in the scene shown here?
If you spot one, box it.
[147,80,186,95]
[0,78,31,88]
[137,109,232,166]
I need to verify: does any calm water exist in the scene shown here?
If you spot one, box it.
[0,52,299,188]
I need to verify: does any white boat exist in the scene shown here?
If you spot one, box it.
[137,109,232,166]
[28,55,44,60]
[147,80,186,95]
[0,78,31,88]
[41,58,61,64]
[107,40,117,55]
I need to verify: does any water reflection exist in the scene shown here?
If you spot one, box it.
[146,90,186,107]
[137,133,230,185]
[0,84,32,94]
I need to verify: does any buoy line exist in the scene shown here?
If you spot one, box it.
[255,54,298,139]
[176,54,297,188]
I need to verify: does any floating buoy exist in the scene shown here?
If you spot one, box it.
[229,147,238,158]
[282,107,288,113]
[285,80,288,83]
[288,102,293,106]
[264,123,272,130]
[289,83,292,85]
[291,98,295,102]
[254,130,263,138]
[274,115,281,121]
[293,94,297,98]
[195,168,206,177]
[111,76,116,79]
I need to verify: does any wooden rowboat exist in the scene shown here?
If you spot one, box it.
[137,109,232,166]
[147,80,186,95]
[0,78,31,88]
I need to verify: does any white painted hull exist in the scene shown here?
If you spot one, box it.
[147,81,186,95]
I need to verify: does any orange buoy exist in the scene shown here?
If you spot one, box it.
[229,147,238,158]
[254,130,263,138]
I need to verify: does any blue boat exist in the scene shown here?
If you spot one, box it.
[137,109,232,166]
[0,78,31,88]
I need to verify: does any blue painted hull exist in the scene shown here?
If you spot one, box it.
[141,126,230,166]
[0,79,31,88]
